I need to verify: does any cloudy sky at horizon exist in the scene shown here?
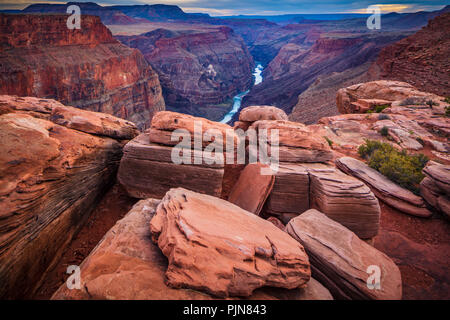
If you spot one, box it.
[0,0,448,16]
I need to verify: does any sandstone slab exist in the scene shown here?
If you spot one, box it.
[309,166,381,239]
[420,161,450,218]
[264,163,310,223]
[336,157,432,218]
[250,120,333,163]
[286,209,402,300]
[228,163,275,215]
[118,133,224,199]
[239,106,288,122]
[0,96,137,299]
[53,199,330,300]
[150,188,311,297]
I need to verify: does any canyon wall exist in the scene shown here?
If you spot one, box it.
[0,95,138,299]
[369,12,450,97]
[117,26,253,120]
[0,14,165,130]
[244,32,409,118]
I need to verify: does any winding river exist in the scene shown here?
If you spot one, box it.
[220,63,263,123]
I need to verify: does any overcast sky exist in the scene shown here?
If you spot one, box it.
[1,0,448,16]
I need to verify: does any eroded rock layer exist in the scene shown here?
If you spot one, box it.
[0,14,165,129]
[287,209,402,300]
[52,198,331,300]
[150,188,311,297]
[0,95,138,299]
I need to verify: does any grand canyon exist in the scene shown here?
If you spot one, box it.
[0,1,449,305]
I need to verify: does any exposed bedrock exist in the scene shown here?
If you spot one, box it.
[0,95,138,299]
[0,14,165,130]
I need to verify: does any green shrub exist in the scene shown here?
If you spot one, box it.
[367,104,390,113]
[323,136,333,147]
[444,97,450,104]
[446,106,450,118]
[358,139,429,194]
[380,126,389,137]
[378,114,390,120]
[375,104,390,113]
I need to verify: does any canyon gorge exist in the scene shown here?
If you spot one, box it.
[0,2,449,302]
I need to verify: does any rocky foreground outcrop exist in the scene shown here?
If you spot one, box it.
[337,157,432,218]
[118,111,237,199]
[0,95,138,299]
[286,209,402,300]
[0,14,165,129]
[324,81,449,162]
[53,197,332,300]
[117,26,253,120]
[420,161,450,218]
[151,188,311,297]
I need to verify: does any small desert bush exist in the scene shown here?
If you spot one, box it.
[358,139,429,194]
[380,126,389,137]
[367,104,389,113]
[446,106,450,118]
[323,136,333,147]
[378,114,390,120]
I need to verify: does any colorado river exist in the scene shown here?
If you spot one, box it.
[220,63,263,123]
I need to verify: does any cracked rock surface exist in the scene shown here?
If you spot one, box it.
[150,188,311,297]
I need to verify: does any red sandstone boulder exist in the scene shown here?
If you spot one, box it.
[150,188,311,297]
[250,120,333,163]
[118,133,225,199]
[336,157,432,218]
[228,163,275,215]
[239,106,288,122]
[286,209,402,300]
[53,198,331,300]
[264,163,310,223]
[420,161,450,219]
[0,95,138,299]
[336,80,441,114]
[149,111,238,149]
[308,166,381,239]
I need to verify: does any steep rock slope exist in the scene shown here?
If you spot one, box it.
[118,26,253,119]
[243,33,408,114]
[0,95,138,299]
[369,12,450,96]
[0,14,165,129]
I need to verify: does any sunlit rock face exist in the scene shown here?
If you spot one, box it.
[0,14,165,130]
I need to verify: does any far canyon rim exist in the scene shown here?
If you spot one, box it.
[0,1,449,304]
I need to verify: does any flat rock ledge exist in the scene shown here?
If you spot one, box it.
[286,209,402,300]
[336,157,432,218]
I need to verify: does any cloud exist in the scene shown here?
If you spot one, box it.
[1,0,447,15]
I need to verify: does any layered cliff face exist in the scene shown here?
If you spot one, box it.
[243,32,409,116]
[0,95,138,299]
[369,12,450,96]
[0,14,165,129]
[118,26,253,119]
